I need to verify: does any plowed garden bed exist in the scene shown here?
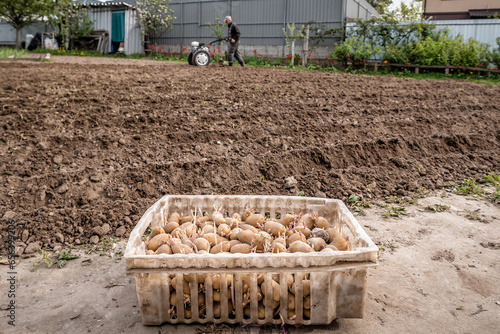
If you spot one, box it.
[0,56,499,253]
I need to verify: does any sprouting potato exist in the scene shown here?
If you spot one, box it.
[228,227,242,240]
[148,226,165,242]
[171,277,191,294]
[293,225,311,238]
[169,290,177,305]
[228,239,242,248]
[239,223,259,233]
[180,215,194,224]
[260,279,280,302]
[168,212,180,223]
[211,211,226,226]
[263,221,286,237]
[211,274,232,290]
[245,213,265,228]
[288,241,314,253]
[327,228,350,251]
[197,215,210,224]
[311,227,330,242]
[287,292,295,309]
[307,237,327,251]
[170,242,193,255]
[290,279,311,296]
[170,227,183,238]
[299,213,315,230]
[230,243,252,254]
[184,307,192,319]
[217,223,231,237]
[252,231,272,251]
[202,225,215,234]
[202,233,221,247]
[237,229,257,245]
[304,295,311,309]
[242,208,253,222]
[147,233,172,251]
[210,241,231,254]
[257,303,266,319]
[286,231,307,248]
[225,217,238,227]
[314,216,330,229]
[278,213,294,227]
[155,243,172,254]
[163,221,180,234]
[182,223,197,237]
[193,237,211,253]
[145,249,155,255]
[180,234,196,249]
[271,241,287,253]
[324,245,339,251]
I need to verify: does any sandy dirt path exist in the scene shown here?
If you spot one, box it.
[1,192,499,334]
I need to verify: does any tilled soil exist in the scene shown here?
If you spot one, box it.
[0,56,499,253]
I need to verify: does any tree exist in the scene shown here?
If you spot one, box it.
[135,0,176,47]
[365,0,393,15]
[48,0,94,50]
[0,0,56,49]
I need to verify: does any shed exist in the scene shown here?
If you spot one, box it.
[83,1,143,55]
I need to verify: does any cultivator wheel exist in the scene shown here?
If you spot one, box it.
[193,50,211,66]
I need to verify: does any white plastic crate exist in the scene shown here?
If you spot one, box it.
[125,195,378,325]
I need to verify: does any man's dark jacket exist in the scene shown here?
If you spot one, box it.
[228,22,241,41]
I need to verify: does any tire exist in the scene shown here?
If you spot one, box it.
[187,52,194,65]
[193,50,211,66]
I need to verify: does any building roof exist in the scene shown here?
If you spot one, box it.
[469,8,500,18]
[79,0,135,7]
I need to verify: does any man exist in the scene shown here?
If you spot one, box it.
[224,16,245,67]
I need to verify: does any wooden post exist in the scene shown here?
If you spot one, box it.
[445,64,449,75]
[302,24,309,67]
[415,65,419,74]
[374,62,378,72]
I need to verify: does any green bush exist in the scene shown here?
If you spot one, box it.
[383,42,410,64]
[492,37,500,67]
[332,37,380,67]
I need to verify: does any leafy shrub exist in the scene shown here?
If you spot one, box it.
[332,37,380,67]
[490,37,500,67]
[383,42,410,64]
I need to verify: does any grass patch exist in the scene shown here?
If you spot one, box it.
[347,194,372,216]
[382,205,407,218]
[31,249,78,271]
[425,204,450,212]
[32,47,143,59]
[464,209,481,221]
[0,47,28,58]
[480,172,500,186]
[368,67,500,86]
[83,237,123,260]
[453,178,483,196]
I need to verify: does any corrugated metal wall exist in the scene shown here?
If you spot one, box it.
[89,6,143,54]
[124,9,143,54]
[430,19,500,51]
[161,0,377,47]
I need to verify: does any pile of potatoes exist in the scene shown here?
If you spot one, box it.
[166,272,312,320]
[143,208,352,321]
[144,208,352,256]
